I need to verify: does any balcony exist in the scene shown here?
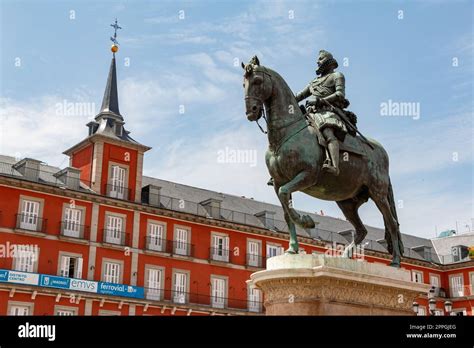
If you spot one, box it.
[59,221,90,240]
[171,241,194,257]
[144,236,169,253]
[246,253,265,268]
[101,228,129,246]
[142,288,263,312]
[15,213,47,233]
[209,247,230,263]
[450,285,473,298]
[104,183,131,201]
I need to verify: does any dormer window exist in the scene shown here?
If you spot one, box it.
[255,210,275,230]
[106,163,129,200]
[200,198,222,219]
[115,123,123,137]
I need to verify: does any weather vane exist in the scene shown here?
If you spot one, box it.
[110,18,122,53]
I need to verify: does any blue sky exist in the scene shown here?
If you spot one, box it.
[0,0,472,239]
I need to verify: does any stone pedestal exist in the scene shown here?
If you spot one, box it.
[248,254,430,315]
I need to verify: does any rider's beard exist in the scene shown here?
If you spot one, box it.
[316,58,336,76]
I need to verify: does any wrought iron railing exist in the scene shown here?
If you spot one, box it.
[104,184,131,201]
[144,236,169,253]
[209,247,231,263]
[171,241,195,257]
[101,228,129,246]
[246,253,266,268]
[142,288,263,312]
[15,213,48,233]
[59,221,90,240]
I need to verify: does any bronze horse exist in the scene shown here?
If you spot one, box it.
[242,56,404,267]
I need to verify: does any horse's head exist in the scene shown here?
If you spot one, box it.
[242,56,272,122]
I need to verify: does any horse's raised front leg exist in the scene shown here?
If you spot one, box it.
[274,185,299,254]
[277,170,317,229]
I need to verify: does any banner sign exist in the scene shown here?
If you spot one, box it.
[0,269,144,299]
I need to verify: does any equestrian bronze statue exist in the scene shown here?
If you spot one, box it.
[242,53,404,267]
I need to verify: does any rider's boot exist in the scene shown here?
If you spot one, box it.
[322,139,340,176]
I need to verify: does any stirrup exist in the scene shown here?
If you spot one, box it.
[322,164,340,176]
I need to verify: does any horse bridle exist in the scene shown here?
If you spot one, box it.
[245,68,308,148]
[245,69,271,134]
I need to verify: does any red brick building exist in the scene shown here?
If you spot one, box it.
[0,50,473,317]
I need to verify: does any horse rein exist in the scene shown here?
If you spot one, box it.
[246,67,309,149]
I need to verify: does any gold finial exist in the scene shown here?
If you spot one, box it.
[110,18,122,54]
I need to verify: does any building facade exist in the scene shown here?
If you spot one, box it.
[0,49,473,317]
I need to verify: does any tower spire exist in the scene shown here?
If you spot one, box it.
[96,19,122,121]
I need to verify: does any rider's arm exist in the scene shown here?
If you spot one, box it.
[295,84,311,102]
[322,72,346,104]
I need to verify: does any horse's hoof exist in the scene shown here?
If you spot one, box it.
[301,215,315,229]
[389,259,401,268]
[285,248,297,255]
[354,231,367,245]
[342,244,354,258]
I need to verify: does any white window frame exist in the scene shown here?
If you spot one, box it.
[8,301,34,316]
[108,162,129,200]
[211,232,229,262]
[449,274,464,297]
[147,221,166,252]
[104,213,126,245]
[412,270,424,283]
[61,203,86,238]
[211,275,228,309]
[174,225,191,256]
[417,306,426,316]
[172,269,189,304]
[12,246,39,273]
[18,196,44,232]
[54,306,78,316]
[247,239,262,267]
[469,272,474,296]
[102,259,124,284]
[58,252,83,278]
[145,265,164,301]
[248,285,262,312]
[429,274,441,287]
[266,243,283,259]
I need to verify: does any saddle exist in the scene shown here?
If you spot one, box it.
[301,106,367,157]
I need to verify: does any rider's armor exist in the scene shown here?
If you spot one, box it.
[296,50,349,176]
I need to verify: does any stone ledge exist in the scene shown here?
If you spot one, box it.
[249,254,431,315]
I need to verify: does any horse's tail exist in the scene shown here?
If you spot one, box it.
[387,178,404,256]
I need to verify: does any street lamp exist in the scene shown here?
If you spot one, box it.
[412,301,419,315]
[444,300,453,315]
[429,298,437,314]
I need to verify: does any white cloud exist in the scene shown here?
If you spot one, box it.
[0,96,93,167]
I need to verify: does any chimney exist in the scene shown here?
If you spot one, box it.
[377,238,388,250]
[200,198,222,219]
[338,229,354,242]
[255,210,276,229]
[53,167,81,190]
[12,158,42,182]
[142,184,161,206]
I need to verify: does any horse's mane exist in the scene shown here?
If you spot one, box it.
[256,65,299,106]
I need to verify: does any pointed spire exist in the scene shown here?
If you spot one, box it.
[97,55,122,120]
[96,18,123,121]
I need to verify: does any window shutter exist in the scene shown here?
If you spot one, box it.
[60,256,70,277]
[75,257,83,278]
